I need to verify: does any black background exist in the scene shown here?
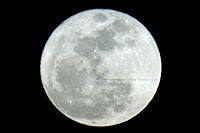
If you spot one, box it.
[2,0,195,132]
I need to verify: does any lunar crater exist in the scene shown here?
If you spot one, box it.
[55,56,88,96]
[112,19,130,32]
[93,13,108,22]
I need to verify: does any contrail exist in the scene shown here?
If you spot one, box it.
[100,78,158,81]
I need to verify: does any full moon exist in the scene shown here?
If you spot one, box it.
[40,9,161,126]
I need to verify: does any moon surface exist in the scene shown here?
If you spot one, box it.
[40,9,161,126]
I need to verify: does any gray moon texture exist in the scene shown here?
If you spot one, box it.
[40,9,162,126]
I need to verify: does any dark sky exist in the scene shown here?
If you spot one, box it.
[2,0,194,131]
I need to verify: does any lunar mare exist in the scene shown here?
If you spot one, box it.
[40,9,161,126]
